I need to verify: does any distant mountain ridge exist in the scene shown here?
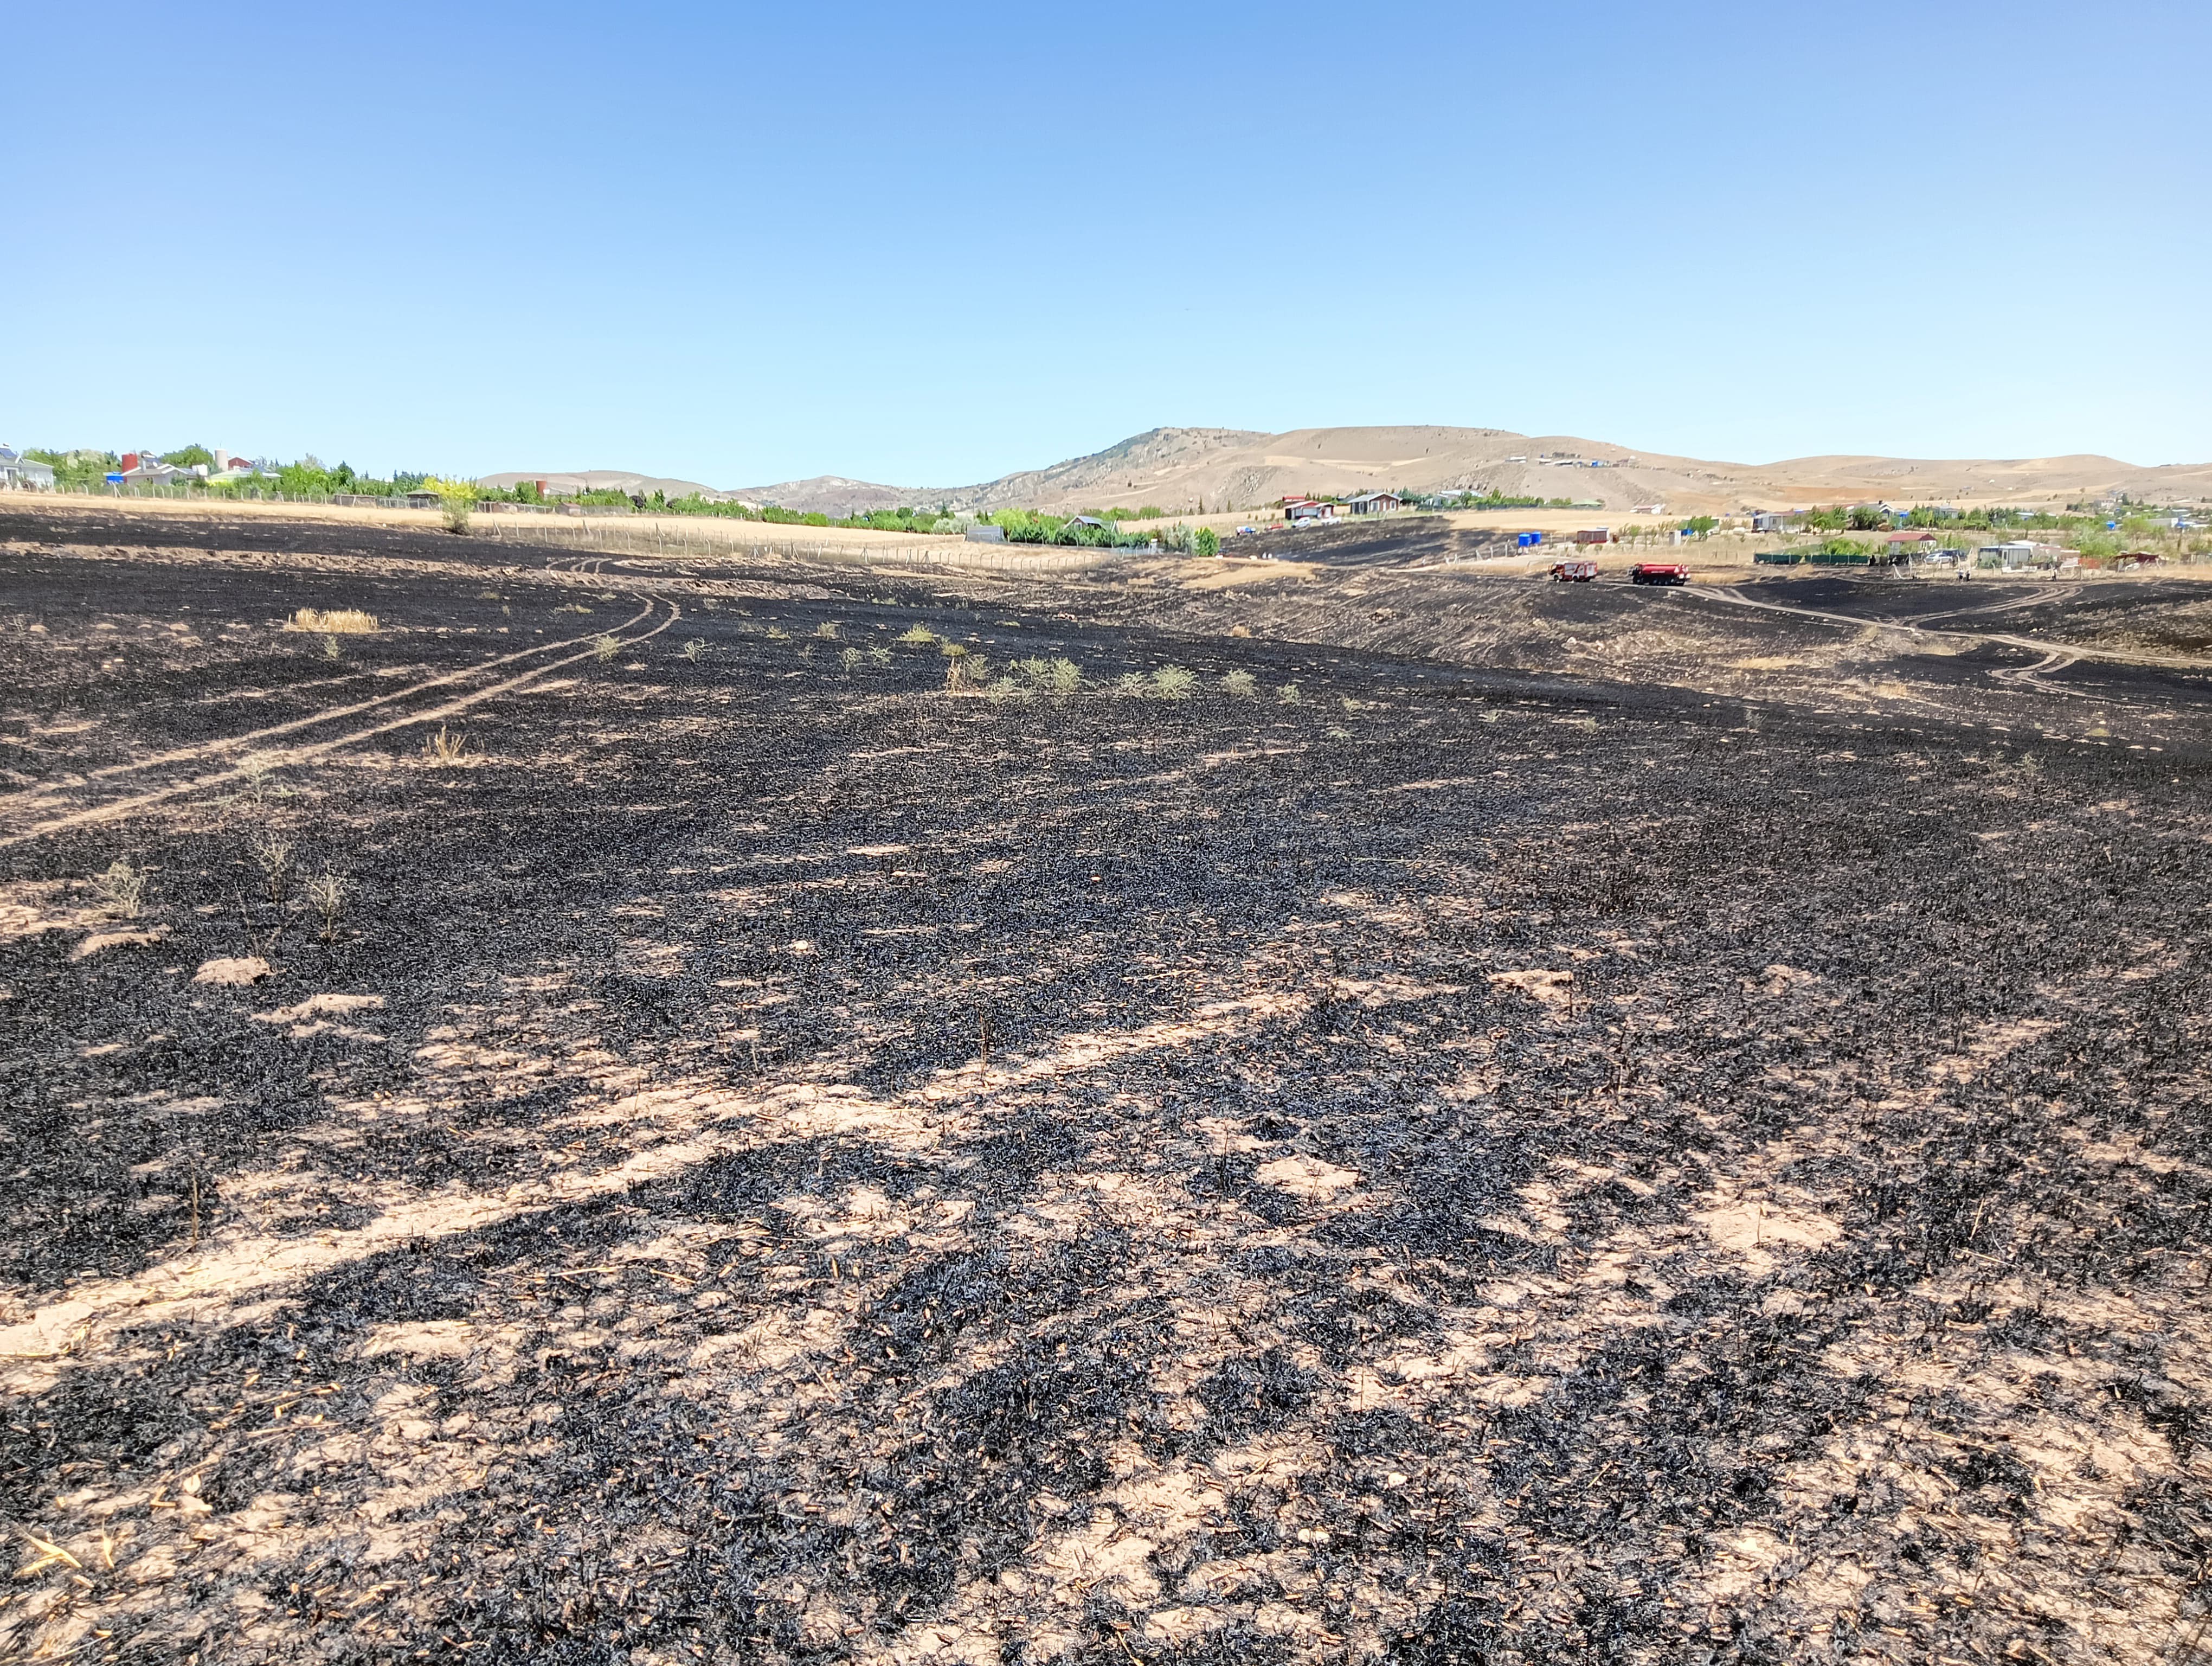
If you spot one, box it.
[510,427,2212,517]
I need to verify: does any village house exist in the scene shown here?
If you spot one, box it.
[0,447,55,490]
[1344,491,1403,516]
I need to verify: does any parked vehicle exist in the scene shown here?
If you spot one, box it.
[1549,559,1598,582]
[1629,562,1689,586]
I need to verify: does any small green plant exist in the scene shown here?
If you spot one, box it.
[681,638,705,663]
[1049,657,1082,696]
[555,603,592,616]
[306,869,347,943]
[88,858,145,919]
[1193,526,1221,558]
[868,646,892,668]
[841,646,862,674]
[898,625,938,646]
[764,625,790,641]
[323,633,341,659]
[249,830,294,905]
[984,676,1026,703]
[594,634,619,663]
[1152,665,1197,700]
[814,621,839,639]
[424,723,468,764]
[944,646,991,690]
[1116,671,1148,695]
[1278,682,1303,705]
[1220,669,1257,699]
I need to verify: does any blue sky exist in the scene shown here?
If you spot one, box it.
[5,1,2206,486]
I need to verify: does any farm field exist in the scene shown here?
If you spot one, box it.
[2,503,2209,1665]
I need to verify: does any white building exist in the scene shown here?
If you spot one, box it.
[0,447,55,489]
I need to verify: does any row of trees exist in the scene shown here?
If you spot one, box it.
[1795,503,2156,534]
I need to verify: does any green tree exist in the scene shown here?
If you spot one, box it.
[1193,526,1221,558]
[159,444,215,468]
[27,449,120,489]
[278,460,335,497]
[428,477,477,534]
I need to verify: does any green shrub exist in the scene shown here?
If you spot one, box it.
[1193,526,1221,558]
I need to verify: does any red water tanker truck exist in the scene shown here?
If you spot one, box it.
[1628,562,1689,586]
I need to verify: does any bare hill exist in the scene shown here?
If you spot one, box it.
[531,428,2212,518]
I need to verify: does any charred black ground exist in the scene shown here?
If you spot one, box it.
[2,508,2208,1666]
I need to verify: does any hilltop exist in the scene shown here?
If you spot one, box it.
[714,425,2212,517]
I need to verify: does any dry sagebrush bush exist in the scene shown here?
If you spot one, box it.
[306,870,347,942]
[284,608,378,634]
[247,830,294,904]
[88,858,146,919]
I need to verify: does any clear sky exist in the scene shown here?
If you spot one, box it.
[6,1,2206,487]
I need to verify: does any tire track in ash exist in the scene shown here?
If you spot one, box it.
[0,598,659,816]
[0,594,681,850]
[1987,646,2088,696]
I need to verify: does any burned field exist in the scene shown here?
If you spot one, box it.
[2,512,2210,1665]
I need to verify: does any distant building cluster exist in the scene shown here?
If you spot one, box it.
[1279,491,1405,523]
[116,447,278,488]
[0,444,281,492]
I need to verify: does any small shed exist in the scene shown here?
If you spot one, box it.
[964,524,1007,544]
[1573,527,1613,545]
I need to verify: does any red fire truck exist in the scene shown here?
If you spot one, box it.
[1548,558,1598,582]
[1628,561,1689,586]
